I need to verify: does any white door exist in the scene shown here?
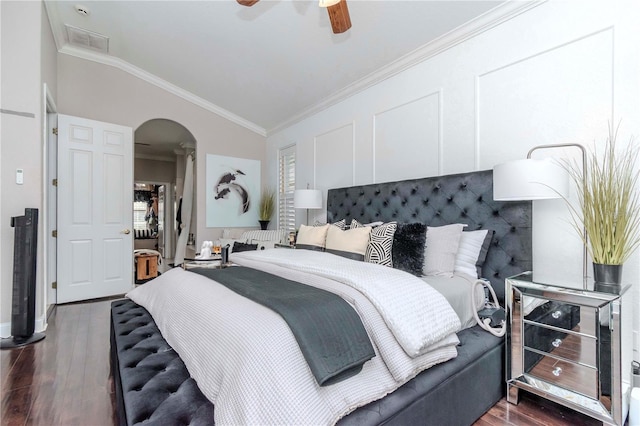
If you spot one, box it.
[57,114,133,303]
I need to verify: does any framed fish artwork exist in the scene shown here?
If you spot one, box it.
[206,154,260,227]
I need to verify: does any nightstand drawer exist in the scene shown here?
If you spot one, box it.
[525,350,598,399]
[523,323,596,367]
[524,300,576,327]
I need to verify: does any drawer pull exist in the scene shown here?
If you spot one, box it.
[551,310,562,319]
[552,338,562,348]
[552,367,562,377]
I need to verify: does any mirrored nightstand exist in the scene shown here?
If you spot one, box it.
[506,272,633,425]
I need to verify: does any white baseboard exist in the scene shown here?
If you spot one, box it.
[0,315,48,339]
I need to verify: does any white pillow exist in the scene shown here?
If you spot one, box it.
[296,224,330,251]
[453,230,489,279]
[423,224,466,277]
[325,225,371,261]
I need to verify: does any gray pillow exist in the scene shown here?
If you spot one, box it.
[423,224,465,277]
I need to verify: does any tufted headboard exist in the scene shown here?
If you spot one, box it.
[326,169,532,302]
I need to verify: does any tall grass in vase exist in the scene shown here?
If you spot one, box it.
[258,187,276,230]
[564,125,640,284]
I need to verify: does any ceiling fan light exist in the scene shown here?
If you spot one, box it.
[319,0,340,8]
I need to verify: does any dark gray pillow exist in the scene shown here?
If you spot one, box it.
[392,223,427,276]
[231,242,258,253]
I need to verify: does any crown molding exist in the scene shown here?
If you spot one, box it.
[267,0,545,136]
[47,1,543,139]
[57,45,267,137]
[43,1,65,51]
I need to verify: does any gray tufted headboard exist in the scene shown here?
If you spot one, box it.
[326,169,532,302]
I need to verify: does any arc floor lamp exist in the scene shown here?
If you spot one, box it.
[493,143,588,287]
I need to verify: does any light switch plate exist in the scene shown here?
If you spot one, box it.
[16,169,24,184]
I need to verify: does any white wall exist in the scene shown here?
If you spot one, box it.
[135,158,176,184]
[1,1,57,335]
[266,1,640,356]
[56,54,266,250]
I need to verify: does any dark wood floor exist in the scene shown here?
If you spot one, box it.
[1,299,601,426]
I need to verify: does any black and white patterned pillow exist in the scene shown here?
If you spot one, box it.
[350,219,367,229]
[314,219,346,230]
[365,222,397,267]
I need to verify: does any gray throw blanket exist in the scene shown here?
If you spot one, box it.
[191,266,375,386]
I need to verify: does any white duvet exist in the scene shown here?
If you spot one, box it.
[127,249,461,425]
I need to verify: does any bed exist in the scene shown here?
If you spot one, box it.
[110,169,533,425]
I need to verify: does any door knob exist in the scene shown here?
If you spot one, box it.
[121,229,131,234]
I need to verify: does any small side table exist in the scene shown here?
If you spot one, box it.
[182,256,224,270]
[135,253,159,283]
[506,271,633,425]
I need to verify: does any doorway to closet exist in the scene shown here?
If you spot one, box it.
[133,118,197,271]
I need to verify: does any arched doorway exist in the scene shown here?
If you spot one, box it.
[133,119,196,268]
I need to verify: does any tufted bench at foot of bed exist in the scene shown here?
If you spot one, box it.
[110,299,215,425]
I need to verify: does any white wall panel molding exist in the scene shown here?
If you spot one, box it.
[268,2,544,135]
[475,26,614,170]
[373,91,442,184]
[476,26,614,287]
[57,45,266,137]
[314,123,356,209]
[266,0,639,359]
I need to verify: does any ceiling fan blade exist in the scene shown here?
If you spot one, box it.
[237,0,260,6]
[327,0,351,34]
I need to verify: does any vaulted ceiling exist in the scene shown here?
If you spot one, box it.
[45,1,535,136]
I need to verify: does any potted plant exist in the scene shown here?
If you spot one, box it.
[564,125,640,287]
[258,187,276,230]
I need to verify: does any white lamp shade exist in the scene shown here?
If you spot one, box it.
[493,158,569,201]
[294,189,322,209]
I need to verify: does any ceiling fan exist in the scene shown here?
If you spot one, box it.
[237,0,352,34]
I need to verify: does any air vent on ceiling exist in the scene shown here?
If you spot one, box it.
[65,24,109,53]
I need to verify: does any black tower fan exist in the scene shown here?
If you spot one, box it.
[1,208,45,349]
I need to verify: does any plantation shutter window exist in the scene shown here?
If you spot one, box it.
[278,145,296,233]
